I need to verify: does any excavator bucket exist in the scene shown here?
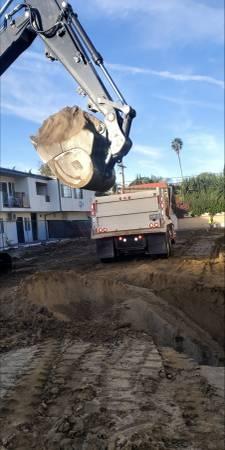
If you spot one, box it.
[31,107,115,192]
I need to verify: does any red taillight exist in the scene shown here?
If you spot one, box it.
[149,223,160,228]
[138,235,143,239]
[118,236,123,241]
[97,227,108,233]
[91,202,97,217]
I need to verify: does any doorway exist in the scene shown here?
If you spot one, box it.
[16,217,25,244]
[31,213,38,241]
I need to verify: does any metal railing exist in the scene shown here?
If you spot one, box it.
[0,219,91,249]
[1,192,30,208]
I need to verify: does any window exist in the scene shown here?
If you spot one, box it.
[8,182,15,197]
[0,219,4,234]
[36,182,48,196]
[61,184,72,198]
[74,188,83,199]
[24,218,31,231]
[0,182,8,206]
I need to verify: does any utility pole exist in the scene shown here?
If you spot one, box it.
[117,163,126,193]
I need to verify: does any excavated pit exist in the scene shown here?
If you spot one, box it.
[107,265,225,348]
[18,270,224,366]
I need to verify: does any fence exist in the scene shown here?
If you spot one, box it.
[0,219,91,250]
[47,220,91,239]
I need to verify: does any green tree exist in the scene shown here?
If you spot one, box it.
[182,172,224,217]
[171,138,184,180]
[39,163,54,177]
[129,174,163,186]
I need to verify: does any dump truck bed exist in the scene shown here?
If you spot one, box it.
[92,191,165,238]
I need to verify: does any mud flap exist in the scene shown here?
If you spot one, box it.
[96,238,115,261]
[147,233,169,256]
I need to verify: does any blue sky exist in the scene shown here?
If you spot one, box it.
[1,0,224,183]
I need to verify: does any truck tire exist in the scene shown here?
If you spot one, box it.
[0,252,12,274]
[100,257,115,263]
[163,233,172,258]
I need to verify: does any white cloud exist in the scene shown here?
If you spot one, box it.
[185,132,223,155]
[108,63,224,89]
[1,51,84,124]
[136,159,168,178]
[179,131,224,174]
[133,144,162,159]
[154,95,223,111]
[83,0,224,47]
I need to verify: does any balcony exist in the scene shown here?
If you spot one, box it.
[3,192,30,208]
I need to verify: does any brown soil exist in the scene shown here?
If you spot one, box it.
[0,230,224,450]
[31,106,102,146]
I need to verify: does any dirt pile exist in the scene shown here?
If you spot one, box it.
[31,107,103,147]
[31,106,115,191]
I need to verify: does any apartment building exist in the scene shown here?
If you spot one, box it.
[0,167,94,248]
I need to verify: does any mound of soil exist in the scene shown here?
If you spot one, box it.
[31,106,102,146]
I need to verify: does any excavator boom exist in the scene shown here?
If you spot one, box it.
[0,0,136,191]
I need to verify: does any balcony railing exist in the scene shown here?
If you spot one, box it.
[3,192,30,208]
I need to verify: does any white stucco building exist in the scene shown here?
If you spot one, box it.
[0,167,94,248]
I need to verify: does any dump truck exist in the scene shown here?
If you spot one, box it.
[91,183,176,261]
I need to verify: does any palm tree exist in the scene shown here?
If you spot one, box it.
[171,138,184,181]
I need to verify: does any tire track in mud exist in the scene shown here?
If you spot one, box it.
[0,346,38,401]
[0,336,224,450]
[160,348,225,450]
[0,339,62,449]
[0,336,165,449]
[42,336,168,449]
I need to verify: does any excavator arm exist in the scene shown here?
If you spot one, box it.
[0,0,136,191]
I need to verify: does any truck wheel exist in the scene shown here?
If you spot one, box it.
[100,257,115,263]
[0,253,12,273]
[163,234,171,258]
